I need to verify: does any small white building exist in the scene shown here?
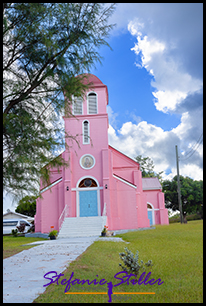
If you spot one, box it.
[3,210,34,223]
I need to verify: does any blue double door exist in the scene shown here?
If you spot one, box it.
[79,190,98,217]
[148,210,153,226]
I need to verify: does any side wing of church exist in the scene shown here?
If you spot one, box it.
[35,74,169,236]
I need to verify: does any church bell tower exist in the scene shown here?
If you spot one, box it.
[63,74,110,218]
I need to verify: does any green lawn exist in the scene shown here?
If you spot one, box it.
[34,220,202,303]
[3,236,47,259]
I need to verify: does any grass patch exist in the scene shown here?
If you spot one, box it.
[34,220,203,303]
[3,236,47,259]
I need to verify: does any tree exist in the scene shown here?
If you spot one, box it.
[15,195,37,217]
[3,3,116,199]
[135,155,163,182]
[162,176,203,217]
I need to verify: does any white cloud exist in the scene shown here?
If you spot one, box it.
[107,105,119,129]
[127,19,144,37]
[153,90,187,113]
[108,107,203,181]
[131,34,165,69]
[171,112,191,140]
[179,164,203,181]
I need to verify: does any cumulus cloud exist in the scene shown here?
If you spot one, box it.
[108,112,202,181]
[108,118,176,176]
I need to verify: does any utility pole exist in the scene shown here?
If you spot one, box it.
[175,145,183,224]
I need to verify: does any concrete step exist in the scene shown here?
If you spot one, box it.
[58,216,107,238]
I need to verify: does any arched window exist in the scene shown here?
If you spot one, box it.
[88,92,97,114]
[73,96,83,115]
[78,178,97,188]
[83,120,89,144]
[147,203,152,209]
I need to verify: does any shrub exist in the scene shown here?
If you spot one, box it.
[48,230,58,237]
[119,247,153,277]
[11,229,18,237]
[169,213,202,223]
[101,225,108,234]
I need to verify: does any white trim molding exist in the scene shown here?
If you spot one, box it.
[40,178,62,194]
[82,120,90,145]
[147,202,159,226]
[113,174,137,189]
[87,91,98,115]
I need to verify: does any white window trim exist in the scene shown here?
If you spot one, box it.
[82,120,90,145]
[72,95,83,115]
[87,91,98,115]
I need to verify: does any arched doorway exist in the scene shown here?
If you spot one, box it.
[147,203,155,226]
[76,176,101,217]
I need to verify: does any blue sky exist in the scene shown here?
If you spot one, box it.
[91,3,203,181]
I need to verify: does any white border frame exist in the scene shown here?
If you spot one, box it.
[87,91,98,115]
[80,154,95,170]
[72,176,103,217]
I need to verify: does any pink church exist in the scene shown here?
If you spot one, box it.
[35,74,169,237]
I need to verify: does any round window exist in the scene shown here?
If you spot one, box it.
[80,154,95,169]
[84,179,92,187]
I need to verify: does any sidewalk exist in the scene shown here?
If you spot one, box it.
[3,236,124,303]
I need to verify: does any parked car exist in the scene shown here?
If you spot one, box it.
[3,219,32,235]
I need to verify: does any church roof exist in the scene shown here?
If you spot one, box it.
[3,210,34,220]
[142,177,162,190]
[85,73,104,85]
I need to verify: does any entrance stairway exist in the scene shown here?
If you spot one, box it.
[58,216,107,238]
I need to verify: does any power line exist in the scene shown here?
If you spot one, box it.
[183,132,203,158]
[180,139,203,161]
[180,132,203,161]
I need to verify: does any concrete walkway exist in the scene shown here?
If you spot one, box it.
[3,236,124,303]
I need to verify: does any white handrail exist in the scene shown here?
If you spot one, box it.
[59,205,68,231]
[102,202,107,216]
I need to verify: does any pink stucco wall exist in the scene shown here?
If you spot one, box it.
[35,180,64,232]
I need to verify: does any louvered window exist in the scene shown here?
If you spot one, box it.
[73,96,83,115]
[83,120,89,144]
[88,93,97,114]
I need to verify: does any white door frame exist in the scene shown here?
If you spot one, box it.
[147,202,156,226]
[71,176,103,217]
